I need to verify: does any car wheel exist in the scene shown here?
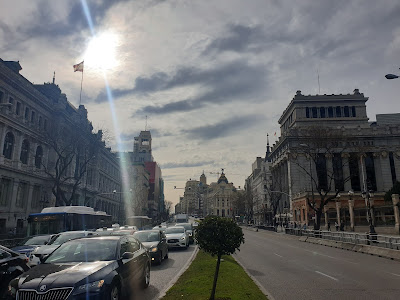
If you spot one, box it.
[141,264,150,289]
[109,283,120,300]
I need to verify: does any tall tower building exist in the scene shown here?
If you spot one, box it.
[133,131,153,163]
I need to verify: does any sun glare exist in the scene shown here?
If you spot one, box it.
[84,32,119,70]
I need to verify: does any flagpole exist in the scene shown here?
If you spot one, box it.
[79,62,84,105]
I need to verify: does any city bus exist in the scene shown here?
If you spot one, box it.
[27,206,112,236]
[126,216,153,230]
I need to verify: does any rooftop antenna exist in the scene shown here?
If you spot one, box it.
[145,115,148,131]
[317,69,320,94]
[52,71,55,84]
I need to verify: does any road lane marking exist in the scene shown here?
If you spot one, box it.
[315,271,338,281]
[389,272,400,277]
[274,253,283,258]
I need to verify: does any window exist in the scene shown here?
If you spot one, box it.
[16,182,28,208]
[31,185,41,208]
[389,152,397,185]
[24,107,30,120]
[316,154,328,191]
[320,107,325,118]
[344,106,350,117]
[328,107,334,118]
[312,107,317,118]
[351,106,356,117]
[16,102,21,115]
[31,111,36,123]
[336,106,342,117]
[306,107,310,118]
[35,146,43,168]
[0,178,12,207]
[333,154,344,191]
[349,153,361,191]
[3,132,14,159]
[20,139,29,164]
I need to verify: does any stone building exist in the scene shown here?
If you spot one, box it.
[0,59,122,234]
[268,89,400,234]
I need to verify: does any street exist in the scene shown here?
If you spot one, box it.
[235,229,400,300]
[131,245,197,300]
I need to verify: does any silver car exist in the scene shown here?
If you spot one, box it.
[165,226,189,249]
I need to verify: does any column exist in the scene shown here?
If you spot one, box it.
[25,183,35,217]
[324,207,329,230]
[373,152,384,191]
[9,179,20,226]
[0,124,7,163]
[348,199,355,231]
[392,194,399,233]
[393,153,400,183]
[336,201,341,226]
[325,154,335,191]
[342,154,352,192]
[380,151,392,191]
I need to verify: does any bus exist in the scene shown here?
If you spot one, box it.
[27,206,112,236]
[126,216,153,230]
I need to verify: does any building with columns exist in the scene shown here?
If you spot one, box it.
[268,89,400,234]
[0,59,123,234]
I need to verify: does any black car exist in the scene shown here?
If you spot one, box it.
[133,230,168,265]
[0,245,30,299]
[8,236,151,300]
[11,235,53,265]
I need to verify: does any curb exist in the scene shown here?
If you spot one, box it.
[232,254,276,300]
[158,245,199,299]
[300,237,400,261]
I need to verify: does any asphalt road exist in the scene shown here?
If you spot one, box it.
[130,244,197,300]
[234,228,400,300]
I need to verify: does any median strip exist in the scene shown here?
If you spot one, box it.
[160,250,268,300]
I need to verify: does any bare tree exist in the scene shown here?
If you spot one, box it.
[264,177,284,226]
[291,126,352,230]
[40,123,102,206]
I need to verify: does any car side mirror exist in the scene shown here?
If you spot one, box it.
[121,252,134,259]
[40,254,49,263]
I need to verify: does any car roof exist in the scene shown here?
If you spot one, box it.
[135,229,159,233]
[66,236,122,242]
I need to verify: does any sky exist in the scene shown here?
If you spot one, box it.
[1,0,400,208]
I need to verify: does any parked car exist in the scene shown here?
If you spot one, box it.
[11,235,53,265]
[7,236,151,299]
[153,225,167,233]
[133,230,168,264]
[177,223,194,244]
[0,245,30,299]
[29,231,96,266]
[165,226,189,249]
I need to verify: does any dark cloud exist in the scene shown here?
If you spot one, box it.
[161,160,214,169]
[182,114,265,141]
[135,60,267,114]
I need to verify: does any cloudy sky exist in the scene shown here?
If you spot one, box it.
[1,0,400,207]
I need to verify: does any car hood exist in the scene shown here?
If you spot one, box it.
[166,233,185,239]
[17,261,114,290]
[141,242,159,249]
[33,245,59,255]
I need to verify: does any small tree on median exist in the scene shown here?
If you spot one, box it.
[195,216,245,300]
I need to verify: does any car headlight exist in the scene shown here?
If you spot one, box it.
[188,232,192,236]
[77,280,105,292]
[8,285,17,296]
[150,247,158,252]
[180,236,186,240]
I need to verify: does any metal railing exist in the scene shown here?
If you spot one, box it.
[285,228,400,250]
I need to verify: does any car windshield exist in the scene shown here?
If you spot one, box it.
[24,235,50,245]
[49,232,86,246]
[165,227,185,234]
[111,230,132,236]
[180,224,192,231]
[45,239,117,263]
[133,231,160,242]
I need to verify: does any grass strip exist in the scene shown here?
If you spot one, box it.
[161,250,268,300]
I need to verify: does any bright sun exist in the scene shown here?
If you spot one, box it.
[84,32,119,70]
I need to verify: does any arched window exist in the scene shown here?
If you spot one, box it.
[3,132,14,159]
[20,139,29,164]
[35,146,43,169]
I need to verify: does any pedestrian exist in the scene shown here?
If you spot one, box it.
[327,221,331,231]
[335,221,339,231]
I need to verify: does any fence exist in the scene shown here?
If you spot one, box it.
[285,228,400,250]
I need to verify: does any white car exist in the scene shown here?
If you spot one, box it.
[165,226,189,249]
